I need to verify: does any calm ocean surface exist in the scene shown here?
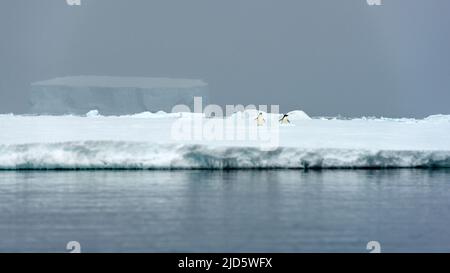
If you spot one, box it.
[1,169,450,253]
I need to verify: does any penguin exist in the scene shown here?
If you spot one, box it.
[279,114,290,124]
[255,112,265,126]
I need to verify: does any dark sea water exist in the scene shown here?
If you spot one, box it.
[1,169,450,253]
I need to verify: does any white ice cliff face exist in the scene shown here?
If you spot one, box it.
[29,76,209,115]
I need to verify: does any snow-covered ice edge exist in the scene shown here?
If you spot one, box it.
[1,109,449,170]
[0,141,449,170]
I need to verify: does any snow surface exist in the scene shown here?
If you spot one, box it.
[0,111,449,169]
[29,76,209,115]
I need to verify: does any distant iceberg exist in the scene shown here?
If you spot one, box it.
[29,76,209,115]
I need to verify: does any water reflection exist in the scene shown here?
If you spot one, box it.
[0,169,449,252]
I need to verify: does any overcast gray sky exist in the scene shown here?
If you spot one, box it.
[0,0,449,117]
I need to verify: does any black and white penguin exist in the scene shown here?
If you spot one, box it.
[279,114,290,124]
[256,112,265,126]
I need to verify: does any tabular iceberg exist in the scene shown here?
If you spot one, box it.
[29,76,209,115]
